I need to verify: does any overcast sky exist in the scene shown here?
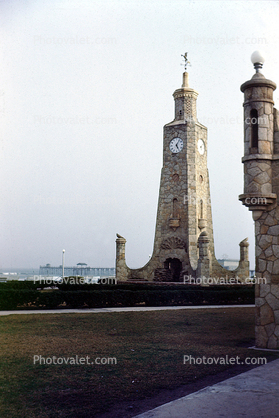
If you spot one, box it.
[0,0,279,270]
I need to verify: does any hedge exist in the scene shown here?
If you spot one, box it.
[0,285,254,310]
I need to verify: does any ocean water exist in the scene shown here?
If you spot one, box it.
[0,268,40,279]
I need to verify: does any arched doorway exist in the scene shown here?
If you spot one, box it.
[164,258,182,282]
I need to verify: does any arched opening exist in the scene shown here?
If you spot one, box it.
[164,258,182,282]
[250,109,258,151]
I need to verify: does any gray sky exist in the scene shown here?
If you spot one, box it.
[0,0,278,269]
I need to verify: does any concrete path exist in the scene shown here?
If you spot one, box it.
[133,358,279,418]
[0,305,253,316]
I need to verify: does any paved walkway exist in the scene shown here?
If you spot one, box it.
[133,358,279,418]
[0,305,253,316]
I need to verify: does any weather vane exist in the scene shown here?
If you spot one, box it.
[181,52,191,71]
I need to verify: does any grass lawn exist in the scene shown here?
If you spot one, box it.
[0,307,278,417]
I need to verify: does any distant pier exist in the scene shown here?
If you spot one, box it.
[39,264,115,277]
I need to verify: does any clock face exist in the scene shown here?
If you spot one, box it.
[198,139,205,155]
[169,137,183,153]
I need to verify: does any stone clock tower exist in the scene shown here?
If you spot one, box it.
[150,69,214,280]
[116,58,249,282]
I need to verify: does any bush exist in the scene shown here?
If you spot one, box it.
[0,290,39,309]
[0,280,38,290]
[37,291,65,309]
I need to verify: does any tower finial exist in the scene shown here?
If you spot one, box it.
[181,52,191,71]
[251,50,265,73]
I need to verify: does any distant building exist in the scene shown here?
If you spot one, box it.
[39,264,115,277]
[217,259,239,271]
[218,259,255,277]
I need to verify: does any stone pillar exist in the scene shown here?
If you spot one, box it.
[196,231,210,278]
[239,72,277,216]
[239,55,279,349]
[116,234,128,281]
[254,214,279,349]
[239,238,249,262]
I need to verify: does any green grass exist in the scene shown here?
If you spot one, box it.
[0,308,277,417]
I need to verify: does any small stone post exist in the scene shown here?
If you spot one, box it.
[115,234,128,281]
[197,231,210,279]
[238,238,249,280]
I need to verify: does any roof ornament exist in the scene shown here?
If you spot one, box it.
[251,50,265,73]
[181,52,191,71]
